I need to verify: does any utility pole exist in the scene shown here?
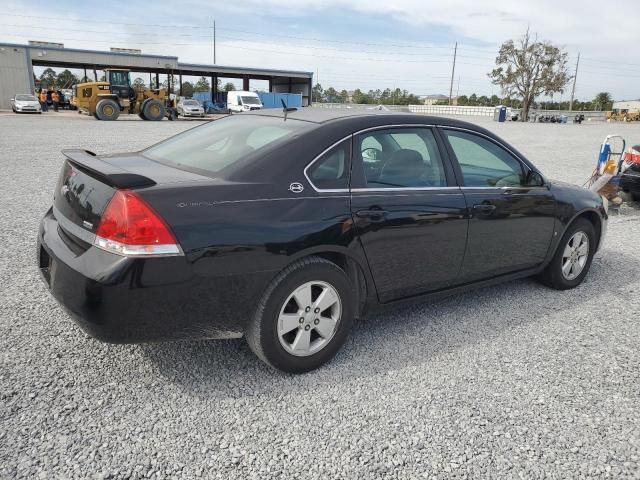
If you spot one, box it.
[213,20,217,64]
[449,42,457,106]
[569,52,580,112]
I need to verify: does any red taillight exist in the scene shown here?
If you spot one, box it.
[94,190,181,256]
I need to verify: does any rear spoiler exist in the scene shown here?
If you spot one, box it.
[61,149,156,189]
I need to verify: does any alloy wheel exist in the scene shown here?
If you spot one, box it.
[561,231,589,280]
[277,281,342,357]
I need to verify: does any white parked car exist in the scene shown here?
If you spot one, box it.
[227,91,263,113]
[11,94,42,114]
[177,99,205,118]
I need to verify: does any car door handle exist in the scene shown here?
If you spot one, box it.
[472,204,496,212]
[355,209,389,219]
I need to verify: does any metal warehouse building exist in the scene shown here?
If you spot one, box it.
[0,42,314,110]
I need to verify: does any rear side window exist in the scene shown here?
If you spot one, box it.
[143,115,312,177]
[443,130,524,187]
[306,140,350,190]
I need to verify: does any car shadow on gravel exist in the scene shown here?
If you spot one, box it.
[138,250,636,399]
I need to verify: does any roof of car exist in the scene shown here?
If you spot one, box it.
[247,107,482,130]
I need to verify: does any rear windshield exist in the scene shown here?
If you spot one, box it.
[16,95,36,101]
[183,100,199,105]
[143,115,312,177]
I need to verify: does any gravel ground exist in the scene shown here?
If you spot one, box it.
[1,113,640,479]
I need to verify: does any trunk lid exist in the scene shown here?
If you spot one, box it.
[53,149,212,239]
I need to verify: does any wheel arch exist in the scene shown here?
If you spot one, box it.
[567,208,604,249]
[274,247,375,318]
[549,208,605,262]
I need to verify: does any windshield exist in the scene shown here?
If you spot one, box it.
[109,70,130,86]
[184,100,200,106]
[241,96,262,106]
[144,115,312,177]
[16,95,37,101]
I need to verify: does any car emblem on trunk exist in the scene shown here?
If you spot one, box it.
[289,183,304,193]
[61,185,70,196]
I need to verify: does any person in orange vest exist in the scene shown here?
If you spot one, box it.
[39,89,48,112]
[52,90,60,112]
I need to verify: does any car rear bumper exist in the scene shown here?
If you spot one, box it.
[182,111,204,117]
[37,208,269,343]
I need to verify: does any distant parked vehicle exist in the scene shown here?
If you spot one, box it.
[11,94,42,113]
[227,90,263,113]
[59,89,74,110]
[177,99,205,118]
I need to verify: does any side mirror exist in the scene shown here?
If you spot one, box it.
[526,171,545,187]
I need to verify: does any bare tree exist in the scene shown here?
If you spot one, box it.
[489,29,571,121]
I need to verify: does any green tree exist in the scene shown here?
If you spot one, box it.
[593,92,613,111]
[457,95,469,106]
[468,94,478,106]
[338,89,349,103]
[194,76,210,92]
[312,83,324,103]
[56,69,78,88]
[39,68,57,88]
[490,94,500,106]
[351,89,366,104]
[181,81,194,97]
[324,87,338,102]
[489,29,571,121]
[223,82,236,92]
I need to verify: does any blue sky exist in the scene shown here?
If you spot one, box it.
[2,0,640,100]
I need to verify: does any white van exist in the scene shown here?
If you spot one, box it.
[227,91,263,113]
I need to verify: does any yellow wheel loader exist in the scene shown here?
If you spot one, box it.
[71,69,177,121]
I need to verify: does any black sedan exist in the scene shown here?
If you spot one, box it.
[38,110,607,373]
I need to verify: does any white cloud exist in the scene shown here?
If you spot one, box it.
[2,0,639,100]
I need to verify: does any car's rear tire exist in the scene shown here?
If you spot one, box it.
[95,99,120,121]
[246,257,355,373]
[142,99,165,121]
[537,218,596,290]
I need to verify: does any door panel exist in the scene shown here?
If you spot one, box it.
[352,191,468,302]
[442,129,556,283]
[459,187,555,281]
[350,127,468,302]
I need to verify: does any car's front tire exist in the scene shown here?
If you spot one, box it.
[246,257,355,373]
[537,218,596,290]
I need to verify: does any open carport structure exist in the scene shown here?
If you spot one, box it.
[0,42,314,110]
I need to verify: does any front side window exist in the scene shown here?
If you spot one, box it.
[355,128,447,188]
[444,130,525,187]
[306,140,350,190]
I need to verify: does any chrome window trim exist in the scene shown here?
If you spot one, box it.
[303,123,546,194]
[303,134,353,193]
[303,124,439,193]
[352,186,461,193]
[460,186,550,191]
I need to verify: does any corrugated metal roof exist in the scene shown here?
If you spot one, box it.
[0,42,313,78]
